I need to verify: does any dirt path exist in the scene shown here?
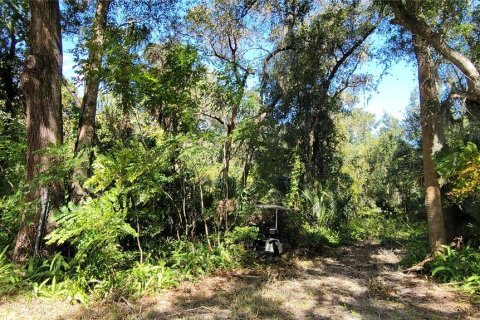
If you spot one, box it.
[2,242,479,319]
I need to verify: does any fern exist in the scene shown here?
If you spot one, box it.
[429,245,480,293]
[0,247,21,294]
[47,187,137,279]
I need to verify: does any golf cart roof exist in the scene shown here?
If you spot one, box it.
[255,204,291,211]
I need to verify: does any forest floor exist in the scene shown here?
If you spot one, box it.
[1,241,480,320]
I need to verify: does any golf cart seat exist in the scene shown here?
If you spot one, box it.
[250,204,291,255]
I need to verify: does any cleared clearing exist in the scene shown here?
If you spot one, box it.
[1,242,479,320]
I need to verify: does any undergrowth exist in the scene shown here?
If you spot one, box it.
[340,209,427,246]
[298,225,340,250]
[426,245,480,294]
[0,235,251,303]
[340,209,432,269]
[347,211,480,296]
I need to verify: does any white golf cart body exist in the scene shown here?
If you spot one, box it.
[253,204,290,254]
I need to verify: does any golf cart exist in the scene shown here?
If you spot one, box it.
[250,204,291,255]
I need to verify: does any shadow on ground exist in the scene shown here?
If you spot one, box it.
[50,243,480,319]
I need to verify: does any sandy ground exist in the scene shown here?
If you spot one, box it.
[1,242,479,319]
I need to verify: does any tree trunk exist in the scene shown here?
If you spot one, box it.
[222,134,232,199]
[120,81,133,141]
[413,36,446,253]
[13,0,63,262]
[222,106,238,200]
[221,120,236,231]
[307,113,320,181]
[242,144,255,188]
[199,180,212,249]
[71,0,110,202]
[388,0,480,105]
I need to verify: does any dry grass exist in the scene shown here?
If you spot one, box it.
[1,242,479,319]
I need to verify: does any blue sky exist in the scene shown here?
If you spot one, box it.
[62,39,77,80]
[361,61,417,121]
[62,38,419,122]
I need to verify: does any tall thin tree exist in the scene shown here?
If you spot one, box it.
[413,36,446,252]
[71,0,111,202]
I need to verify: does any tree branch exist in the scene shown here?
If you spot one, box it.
[200,112,225,125]
[237,0,258,20]
[326,18,380,85]
[261,45,294,94]
[62,76,82,109]
[386,0,480,101]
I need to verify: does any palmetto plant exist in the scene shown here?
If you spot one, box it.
[302,183,335,227]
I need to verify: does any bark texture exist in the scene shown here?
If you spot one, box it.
[72,0,110,202]
[13,0,63,262]
[413,36,446,252]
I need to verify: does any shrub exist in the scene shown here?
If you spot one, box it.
[167,239,242,277]
[428,245,480,294]
[46,188,138,281]
[400,235,430,267]
[225,226,259,244]
[299,225,340,249]
[436,142,480,202]
[340,209,425,244]
[0,247,21,295]
[117,261,180,296]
